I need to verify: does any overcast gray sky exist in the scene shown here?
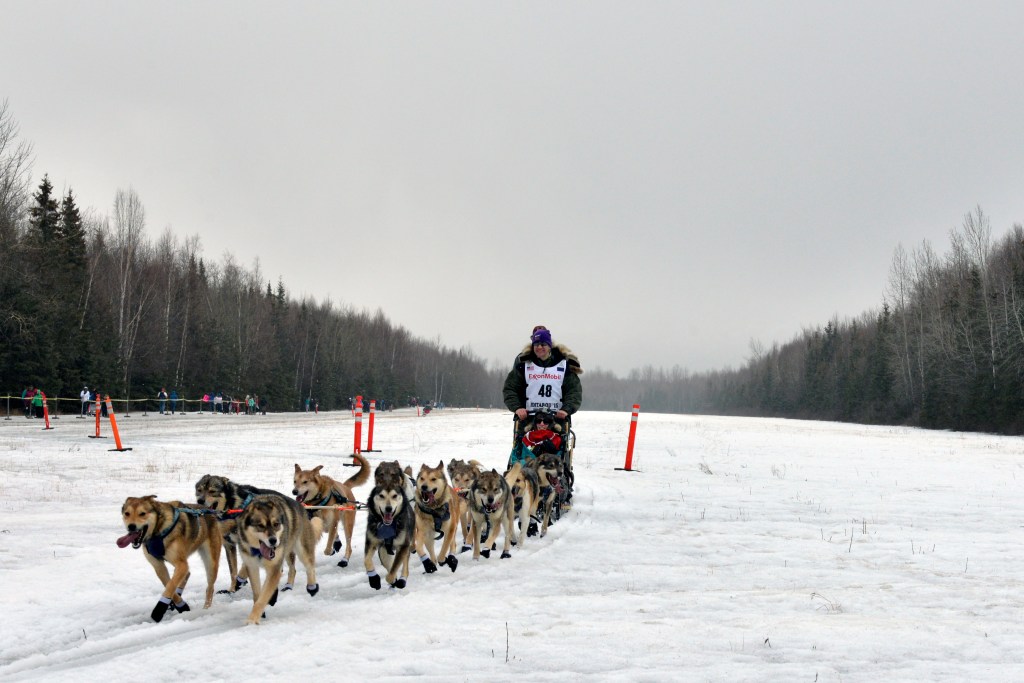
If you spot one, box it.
[5,2,1024,376]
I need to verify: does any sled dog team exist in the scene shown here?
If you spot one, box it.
[118,453,567,625]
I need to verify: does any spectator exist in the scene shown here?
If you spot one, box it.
[22,386,33,419]
[157,387,168,414]
[80,386,91,417]
[170,389,178,414]
[95,389,108,417]
[31,388,44,418]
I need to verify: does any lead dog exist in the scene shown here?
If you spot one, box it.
[194,474,291,593]
[467,469,515,560]
[414,461,461,573]
[118,495,222,622]
[235,494,323,625]
[363,481,416,590]
[292,453,371,567]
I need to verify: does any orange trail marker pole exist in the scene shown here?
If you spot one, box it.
[41,392,53,430]
[616,403,641,472]
[351,395,363,458]
[105,395,132,452]
[365,399,381,452]
[88,397,106,439]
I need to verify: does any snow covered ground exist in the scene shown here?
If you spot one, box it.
[1,407,1022,682]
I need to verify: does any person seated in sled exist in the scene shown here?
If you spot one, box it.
[521,409,563,456]
[503,325,583,435]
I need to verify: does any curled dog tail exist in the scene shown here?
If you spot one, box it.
[345,453,372,489]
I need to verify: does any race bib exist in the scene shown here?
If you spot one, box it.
[524,362,566,411]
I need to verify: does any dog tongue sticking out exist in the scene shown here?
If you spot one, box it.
[259,541,276,560]
[117,530,142,548]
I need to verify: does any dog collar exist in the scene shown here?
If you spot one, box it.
[248,546,263,557]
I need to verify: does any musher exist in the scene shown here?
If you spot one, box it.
[502,325,583,425]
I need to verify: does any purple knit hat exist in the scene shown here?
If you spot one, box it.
[531,328,552,346]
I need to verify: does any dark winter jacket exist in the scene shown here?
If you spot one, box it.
[502,342,583,415]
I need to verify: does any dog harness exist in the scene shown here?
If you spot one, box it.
[416,500,450,538]
[145,506,203,559]
[375,520,398,554]
[144,509,179,559]
[217,492,254,520]
[479,516,493,544]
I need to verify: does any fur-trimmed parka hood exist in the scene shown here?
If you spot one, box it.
[517,342,583,375]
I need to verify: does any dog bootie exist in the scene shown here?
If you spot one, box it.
[445,555,458,572]
[151,598,171,622]
[367,571,382,590]
[393,578,407,589]
[421,556,437,573]
[306,583,319,597]
[336,558,349,568]
[527,521,538,537]
[172,600,190,613]
[460,544,472,554]
[480,549,490,559]
[268,588,279,606]
[500,550,512,559]
[331,539,342,555]
[234,576,248,591]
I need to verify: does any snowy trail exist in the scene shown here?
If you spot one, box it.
[3,409,1024,681]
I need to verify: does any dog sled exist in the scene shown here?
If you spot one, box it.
[507,410,575,525]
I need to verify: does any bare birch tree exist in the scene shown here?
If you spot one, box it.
[885,243,916,406]
[960,206,997,383]
[112,187,152,391]
[0,99,33,241]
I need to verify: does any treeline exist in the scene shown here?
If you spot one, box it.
[6,99,1022,431]
[0,103,504,410]
[587,208,1024,434]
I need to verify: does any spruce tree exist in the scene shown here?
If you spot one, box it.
[20,175,62,389]
[54,188,90,391]
[28,174,59,247]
